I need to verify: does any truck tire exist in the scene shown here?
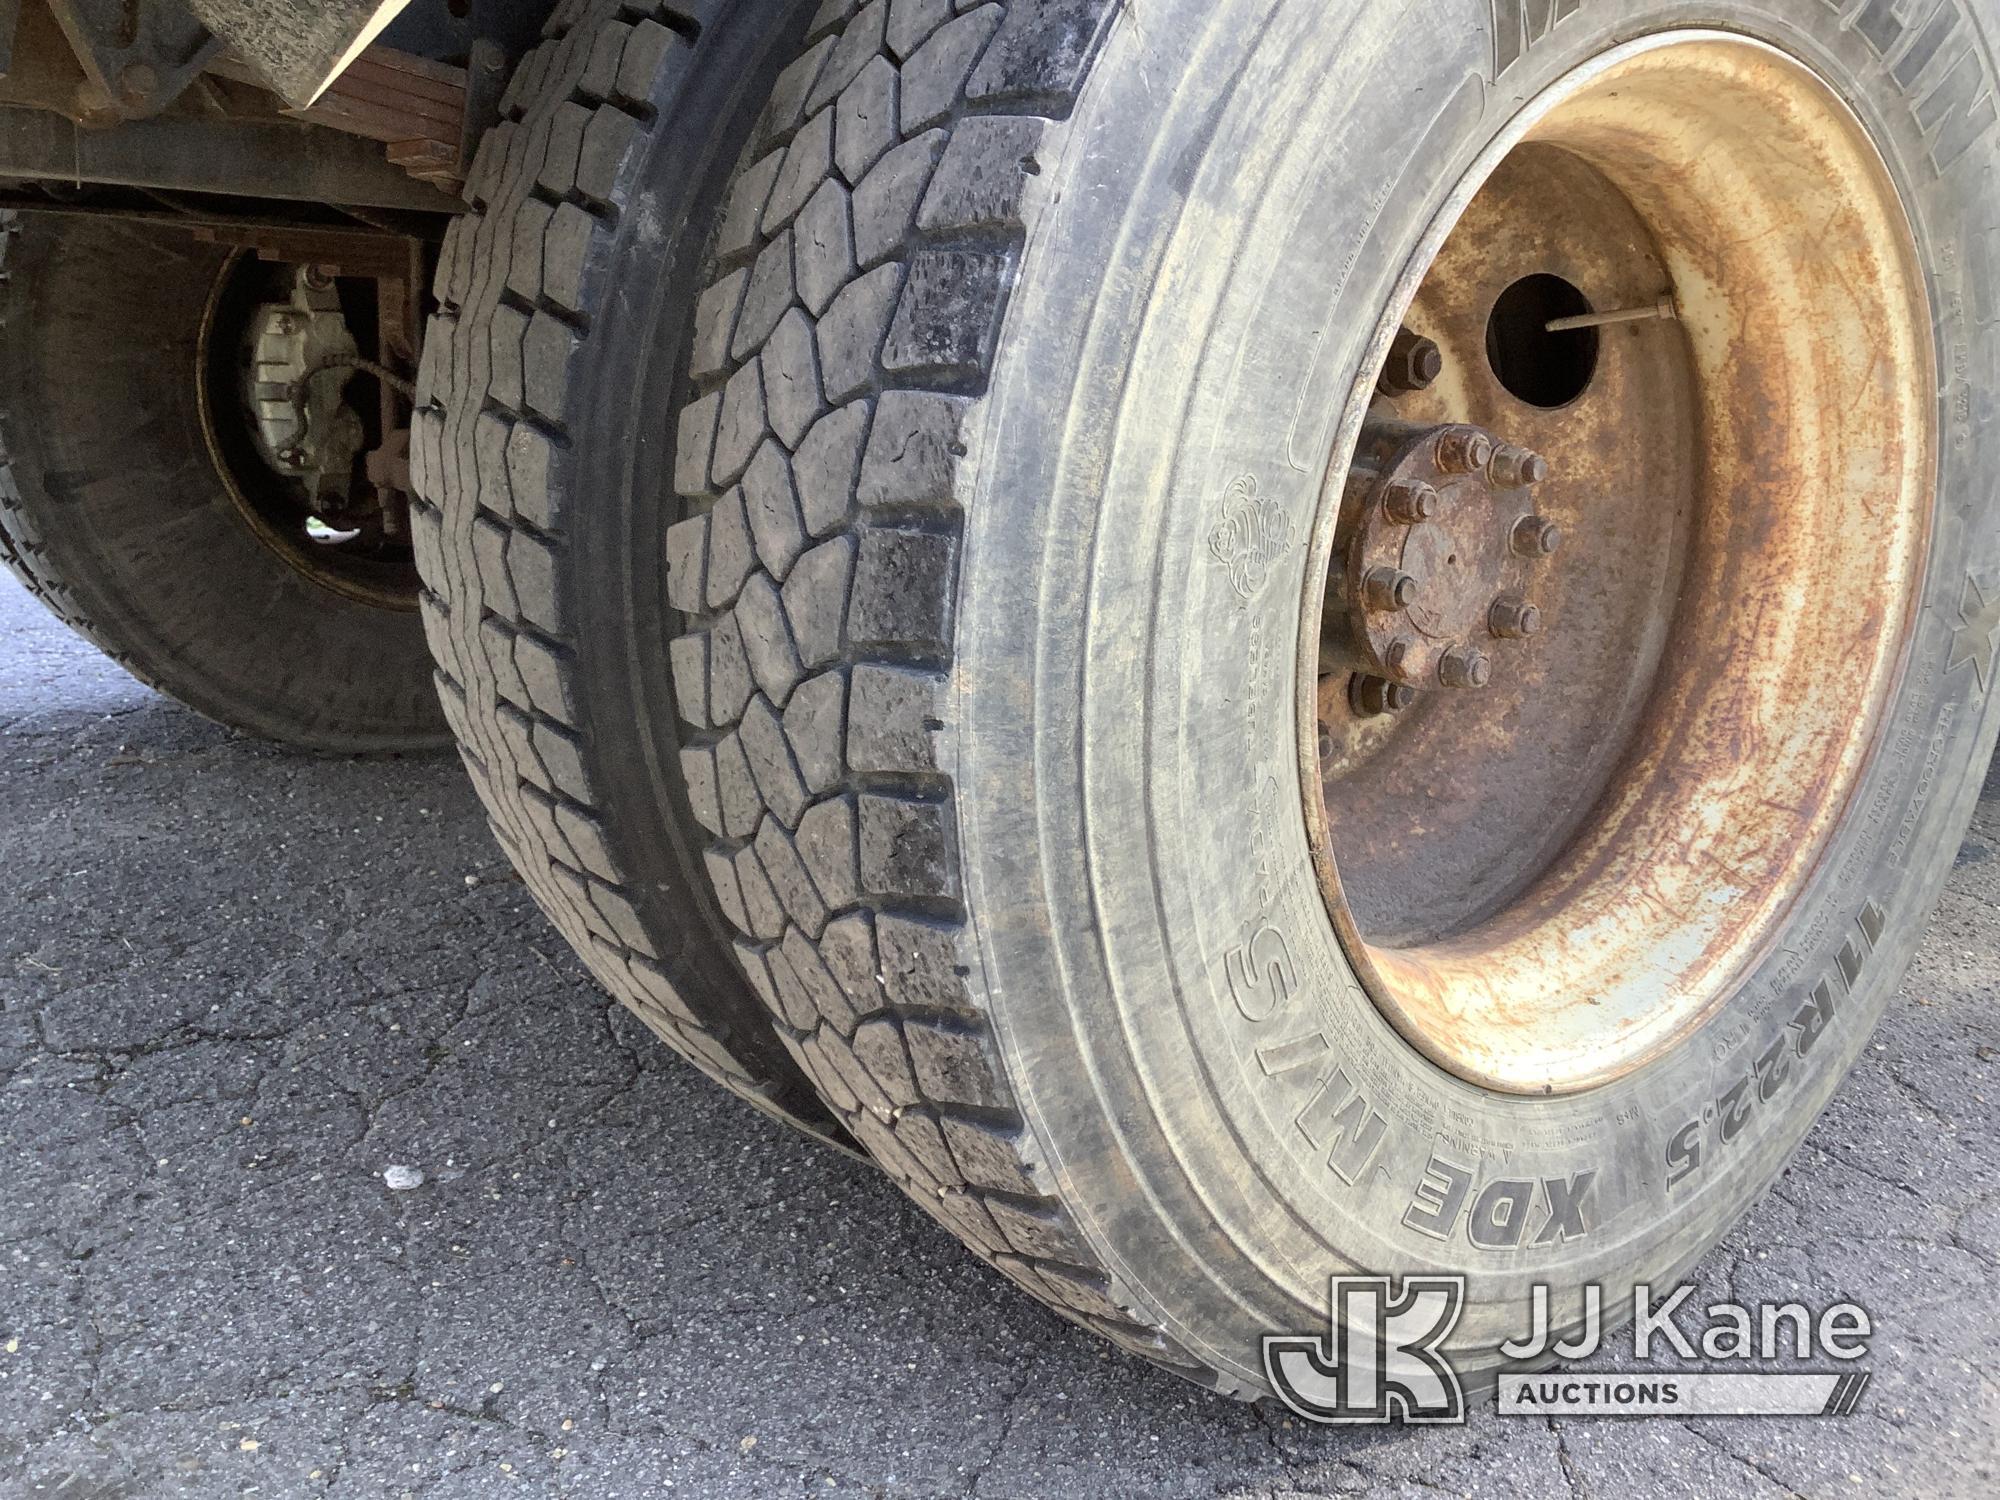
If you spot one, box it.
[409,0,845,1142]
[0,213,444,752]
[667,0,2000,1395]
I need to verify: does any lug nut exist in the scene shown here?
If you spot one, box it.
[1489,445,1551,489]
[1436,428,1495,475]
[1438,646,1492,689]
[1352,675,1419,718]
[1510,515,1562,557]
[1382,479,1441,524]
[1377,329,1443,396]
[1361,566,1420,611]
[1489,596,1543,638]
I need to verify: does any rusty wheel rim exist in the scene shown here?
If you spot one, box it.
[1301,35,1935,1095]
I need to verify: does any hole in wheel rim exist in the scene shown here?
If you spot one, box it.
[1485,272,1599,408]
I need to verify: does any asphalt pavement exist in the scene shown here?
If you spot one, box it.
[2,568,1997,1499]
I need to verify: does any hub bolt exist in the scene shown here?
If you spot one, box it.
[1377,329,1444,396]
[1488,596,1543,639]
[1439,645,1492,689]
[1361,566,1420,611]
[1436,428,1495,475]
[1352,675,1419,718]
[1510,515,1562,557]
[1383,635,1416,678]
[1382,479,1441,524]
[1489,445,1551,489]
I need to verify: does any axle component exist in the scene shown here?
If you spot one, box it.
[1330,418,1559,716]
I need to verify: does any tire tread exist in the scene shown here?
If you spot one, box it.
[668,0,1229,1386]
[411,0,829,1124]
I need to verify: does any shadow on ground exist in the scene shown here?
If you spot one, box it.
[1,574,1996,1499]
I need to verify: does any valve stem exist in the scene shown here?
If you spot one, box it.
[1545,294,1678,333]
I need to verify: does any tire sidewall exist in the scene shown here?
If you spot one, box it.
[953,0,2000,1385]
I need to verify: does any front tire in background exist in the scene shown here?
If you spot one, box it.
[0,213,444,753]
[668,0,2000,1394]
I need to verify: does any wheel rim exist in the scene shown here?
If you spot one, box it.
[1301,34,1935,1095]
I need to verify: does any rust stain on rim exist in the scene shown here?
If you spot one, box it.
[1301,36,1936,1094]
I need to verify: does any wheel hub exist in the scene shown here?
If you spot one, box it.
[1331,409,1557,715]
[197,245,423,610]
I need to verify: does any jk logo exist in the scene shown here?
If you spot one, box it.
[1263,1276,1467,1424]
